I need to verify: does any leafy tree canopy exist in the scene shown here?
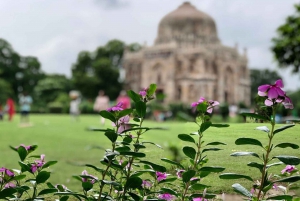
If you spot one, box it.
[71,39,126,100]
[0,38,44,99]
[272,4,300,73]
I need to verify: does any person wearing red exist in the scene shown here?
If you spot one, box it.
[116,90,131,109]
[6,98,15,121]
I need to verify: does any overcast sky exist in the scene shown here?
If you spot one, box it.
[0,0,299,90]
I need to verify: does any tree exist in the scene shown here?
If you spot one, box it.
[72,40,125,100]
[34,74,72,104]
[272,4,300,73]
[250,69,282,104]
[0,38,44,99]
[0,79,13,103]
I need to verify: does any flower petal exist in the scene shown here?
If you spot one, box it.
[258,85,270,92]
[275,79,284,88]
[265,99,273,106]
[267,87,278,99]
[258,91,267,96]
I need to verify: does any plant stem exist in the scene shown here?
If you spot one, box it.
[98,142,116,201]
[32,183,37,201]
[181,182,190,201]
[121,118,144,200]
[257,109,276,200]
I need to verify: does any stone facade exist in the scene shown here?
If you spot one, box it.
[123,2,251,105]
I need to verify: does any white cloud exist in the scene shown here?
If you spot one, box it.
[0,0,299,90]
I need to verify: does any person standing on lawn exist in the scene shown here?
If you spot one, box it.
[19,92,33,126]
[116,90,131,109]
[6,98,15,121]
[93,90,110,125]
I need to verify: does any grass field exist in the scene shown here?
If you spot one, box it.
[0,114,299,196]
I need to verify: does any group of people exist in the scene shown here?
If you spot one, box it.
[69,90,131,124]
[0,92,33,125]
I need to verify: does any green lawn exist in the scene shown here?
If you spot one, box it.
[0,114,299,196]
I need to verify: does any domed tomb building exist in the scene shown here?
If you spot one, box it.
[123,2,250,105]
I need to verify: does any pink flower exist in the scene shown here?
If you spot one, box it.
[282,95,294,109]
[117,115,131,133]
[193,198,207,201]
[258,79,285,99]
[31,154,46,173]
[281,165,296,174]
[107,102,124,112]
[4,182,16,189]
[207,100,219,113]
[142,180,152,188]
[176,169,184,178]
[0,167,14,177]
[191,97,205,107]
[156,171,167,182]
[81,170,98,184]
[139,88,147,97]
[273,184,278,191]
[158,193,174,201]
[17,144,31,151]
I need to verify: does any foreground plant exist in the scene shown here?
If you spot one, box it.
[157,97,230,201]
[220,79,300,201]
[0,144,59,200]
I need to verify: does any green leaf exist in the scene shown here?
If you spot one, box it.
[182,146,196,160]
[235,138,263,148]
[200,121,212,133]
[197,102,208,113]
[118,109,133,118]
[178,134,195,143]
[127,90,141,103]
[13,174,26,181]
[273,155,300,165]
[182,170,196,183]
[230,152,260,159]
[147,84,157,96]
[59,196,69,201]
[273,124,295,135]
[274,143,299,149]
[256,126,270,133]
[0,188,17,199]
[36,171,51,184]
[266,162,283,168]
[142,141,162,149]
[275,176,300,183]
[210,124,230,128]
[102,180,121,186]
[135,101,146,118]
[161,187,178,196]
[267,195,293,201]
[190,193,216,199]
[206,141,226,146]
[202,148,222,153]
[232,183,252,198]
[115,146,131,152]
[38,188,58,196]
[17,146,27,161]
[123,135,132,143]
[161,158,184,169]
[82,181,93,191]
[219,173,253,181]
[18,161,31,172]
[105,131,118,143]
[247,162,263,171]
[158,177,177,184]
[119,152,145,158]
[139,160,166,172]
[99,110,116,123]
[42,161,58,169]
[190,183,210,190]
[125,176,143,189]
[199,166,225,173]
[240,113,269,121]
[128,192,141,201]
